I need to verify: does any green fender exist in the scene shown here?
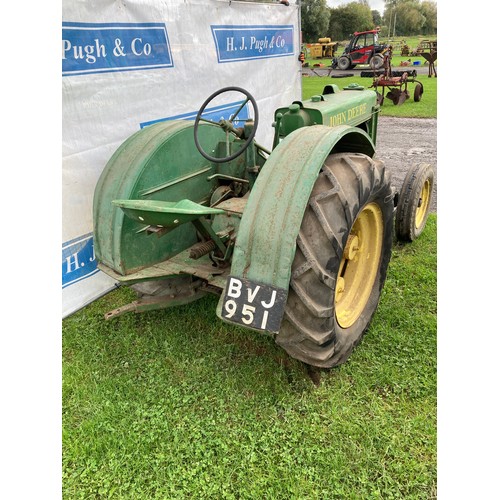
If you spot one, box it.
[216,124,375,318]
[93,120,227,276]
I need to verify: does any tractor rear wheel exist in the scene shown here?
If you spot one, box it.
[395,163,434,241]
[276,153,394,368]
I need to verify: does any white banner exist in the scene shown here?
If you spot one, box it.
[62,0,302,317]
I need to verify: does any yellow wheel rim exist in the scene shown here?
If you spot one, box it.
[415,179,431,229]
[335,202,383,329]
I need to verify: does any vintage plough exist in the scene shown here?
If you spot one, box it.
[370,71,424,105]
[369,47,424,105]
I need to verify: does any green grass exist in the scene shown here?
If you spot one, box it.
[303,33,437,119]
[302,73,436,118]
[63,215,437,499]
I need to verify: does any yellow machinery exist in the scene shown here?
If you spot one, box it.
[306,37,338,59]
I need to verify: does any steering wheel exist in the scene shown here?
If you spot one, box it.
[193,87,259,163]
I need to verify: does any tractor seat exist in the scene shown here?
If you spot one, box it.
[112,199,225,228]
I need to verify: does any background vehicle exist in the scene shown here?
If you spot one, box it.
[306,37,339,59]
[333,29,387,70]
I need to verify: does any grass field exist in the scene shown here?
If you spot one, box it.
[303,35,437,119]
[302,74,437,118]
[63,44,438,496]
[63,215,437,498]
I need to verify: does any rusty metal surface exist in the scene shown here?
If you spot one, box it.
[371,71,423,106]
[213,196,248,214]
[421,51,437,77]
[98,246,229,288]
[104,288,208,320]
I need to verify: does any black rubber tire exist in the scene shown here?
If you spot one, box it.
[414,82,423,102]
[276,153,394,368]
[395,163,434,242]
[338,56,351,70]
[370,54,384,70]
[360,70,416,78]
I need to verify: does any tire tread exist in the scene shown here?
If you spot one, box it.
[276,153,393,368]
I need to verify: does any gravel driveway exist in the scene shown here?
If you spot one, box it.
[376,116,437,213]
[302,66,438,212]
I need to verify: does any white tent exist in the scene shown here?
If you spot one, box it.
[62,0,302,317]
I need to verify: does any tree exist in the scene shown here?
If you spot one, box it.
[419,1,437,35]
[301,0,330,43]
[329,2,375,41]
[372,10,383,27]
[396,4,425,35]
[383,0,436,36]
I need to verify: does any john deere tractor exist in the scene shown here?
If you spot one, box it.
[93,84,434,368]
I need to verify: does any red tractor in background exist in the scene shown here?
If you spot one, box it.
[332,28,387,70]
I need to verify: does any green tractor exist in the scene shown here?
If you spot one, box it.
[93,84,434,368]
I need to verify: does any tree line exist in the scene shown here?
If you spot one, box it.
[301,0,437,43]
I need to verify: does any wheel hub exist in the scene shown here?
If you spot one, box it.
[335,202,384,329]
[343,234,360,260]
[415,179,431,229]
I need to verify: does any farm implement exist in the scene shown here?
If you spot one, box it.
[93,84,434,368]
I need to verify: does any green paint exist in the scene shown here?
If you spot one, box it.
[220,125,374,294]
[93,121,226,275]
[274,84,379,145]
[94,86,379,320]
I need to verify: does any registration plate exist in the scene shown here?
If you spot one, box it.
[221,276,288,333]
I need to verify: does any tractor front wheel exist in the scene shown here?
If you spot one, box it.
[276,153,394,368]
[370,54,384,70]
[338,56,351,70]
[395,163,434,241]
